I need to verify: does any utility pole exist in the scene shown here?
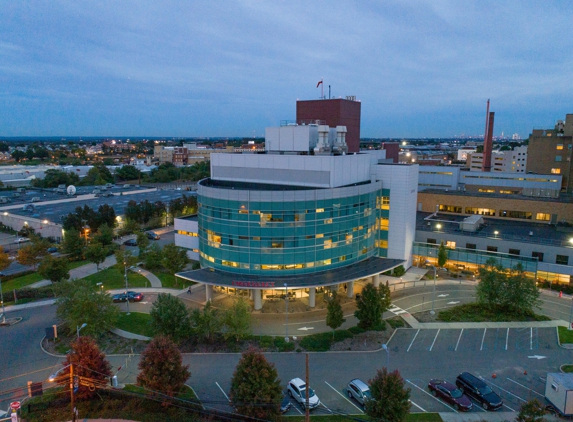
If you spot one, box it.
[70,363,76,422]
[305,353,310,422]
[124,261,130,315]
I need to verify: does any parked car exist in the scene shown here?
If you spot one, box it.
[123,239,137,246]
[280,394,292,413]
[456,372,503,411]
[347,379,372,406]
[47,247,58,253]
[287,378,320,410]
[14,237,30,244]
[112,292,144,303]
[428,379,472,411]
[145,231,160,240]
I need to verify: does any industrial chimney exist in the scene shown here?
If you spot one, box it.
[482,100,495,172]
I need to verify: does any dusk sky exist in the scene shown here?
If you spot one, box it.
[1,1,572,138]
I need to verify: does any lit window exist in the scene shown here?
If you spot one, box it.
[316,234,324,238]
[324,239,332,249]
[551,168,561,174]
[316,208,324,213]
[346,234,353,244]
[324,218,333,224]
[536,213,550,221]
[323,259,331,265]
[557,144,564,150]
[446,241,456,248]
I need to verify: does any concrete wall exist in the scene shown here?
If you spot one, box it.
[174,218,200,260]
[0,213,63,240]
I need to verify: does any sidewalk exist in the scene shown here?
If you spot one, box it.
[400,312,569,329]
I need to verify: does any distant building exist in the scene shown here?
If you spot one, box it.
[467,146,527,173]
[527,115,573,192]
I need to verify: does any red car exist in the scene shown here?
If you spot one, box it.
[428,379,473,411]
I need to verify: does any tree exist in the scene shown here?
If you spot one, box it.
[85,243,107,271]
[326,291,345,338]
[162,244,190,281]
[38,255,69,282]
[122,219,140,235]
[54,279,119,338]
[517,398,547,422]
[230,347,282,419]
[223,298,251,342]
[365,368,411,422]
[93,223,114,247]
[136,232,150,257]
[476,258,541,314]
[96,205,116,230]
[61,228,85,260]
[58,336,112,400]
[115,165,141,181]
[354,282,392,330]
[393,265,406,277]
[16,242,45,269]
[114,248,137,271]
[437,241,448,268]
[0,250,10,273]
[137,336,190,399]
[144,243,163,271]
[190,301,222,342]
[149,293,191,343]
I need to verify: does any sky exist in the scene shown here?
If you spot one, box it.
[1,1,573,138]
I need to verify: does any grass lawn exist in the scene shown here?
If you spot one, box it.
[124,384,197,401]
[438,303,551,322]
[115,312,154,337]
[1,260,89,291]
[562,365,573,373]
[155,271,195,289]
[84,267,148,290]
[558,326,573,344]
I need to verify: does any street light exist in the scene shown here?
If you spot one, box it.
[436,223,442,232]
[96,282,103,294]
[0,272,6,324]
[425,261,437,315]
[76,323,87,338]
[494,230,499,238]
[124,261,130,315]
[381,343,389,368]
[284,283,289,342]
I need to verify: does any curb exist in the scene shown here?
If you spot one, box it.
[40,335,66,358]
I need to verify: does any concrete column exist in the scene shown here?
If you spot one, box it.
[347,281,354,298]
[205,284,213,302]
[249,289,254,300]
[372,274,381,287]
[309,287,316,308]
[253,288,262,310]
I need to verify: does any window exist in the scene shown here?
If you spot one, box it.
[536,213,551,221]
[379,218,389,230]
[556,255,569,265]
[487,246,498,252]
[345,234,353,244]
[551,168,561,174]
[532,252,544,262]
[324,239,332,249]
[557,144,564,150]
[466,243,476,249]
[427,238,437,244]
[316,208,324,213]
[465,207,496,216]
[509,249,520,256]
[324,218,333,224]
[555,156,563,162]
[446,241,456,248]
[439,205,462,213]
[498,210,532,220]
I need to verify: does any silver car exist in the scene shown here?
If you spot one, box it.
[347,379,372,406]
[287,378,320,409]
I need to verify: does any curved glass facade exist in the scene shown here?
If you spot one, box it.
[197,178,388,275]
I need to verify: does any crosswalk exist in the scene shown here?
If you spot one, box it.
[388,304,407,315]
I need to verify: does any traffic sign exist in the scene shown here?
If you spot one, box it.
[10,401,20,411]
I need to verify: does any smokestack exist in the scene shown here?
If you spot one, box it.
[482,100,494,172]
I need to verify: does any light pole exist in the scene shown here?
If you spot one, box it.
[426,261,437,315]
[284,283,289,342]
[96,282,103,295]
[381,343,389,368]
[76,323,87,338]
[49,363,76,422]
[124,261,130,315]
[0,273,5,324]
[569,297,573,331]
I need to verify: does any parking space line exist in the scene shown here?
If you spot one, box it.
[409,400,426,412]
[187,384,204,410]
[407,330,420,352]
[505,328,509,351]
[324,381,364,414]
[506,378,544,397]
[478,376,526,404]
[292,403,303,414]
[429,329,440,351]
[530,327,533,350]
[215,382,230,402]
[321,402,332,414]
[455,329,463,351]
[480,328,487,351]
[406,380,458,413]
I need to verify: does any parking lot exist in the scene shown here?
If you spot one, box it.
[179,326,564,417]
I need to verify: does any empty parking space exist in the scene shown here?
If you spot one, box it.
[456,328,485,351]
[407,329,440,352]
[431,329,463,353]
[389,329,418,353]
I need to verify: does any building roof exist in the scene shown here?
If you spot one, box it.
[176,256,404,289]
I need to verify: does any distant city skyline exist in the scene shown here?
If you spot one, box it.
[1,1,572,138]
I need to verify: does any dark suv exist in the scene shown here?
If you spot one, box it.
[455,372,503,411]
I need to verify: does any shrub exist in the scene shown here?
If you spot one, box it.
[273,336,295,352]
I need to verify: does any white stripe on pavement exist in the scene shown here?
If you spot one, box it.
[406,380,458,413]
[407,330,420,352]
[187,384,205,410]
[455,329,463,351]
[506,378,544,397]
[480,328,487,351]
[215,382,230,402]
[429,329,440,351]
[409,400,426,412]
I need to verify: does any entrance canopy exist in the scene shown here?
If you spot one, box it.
[176,257,404,289]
